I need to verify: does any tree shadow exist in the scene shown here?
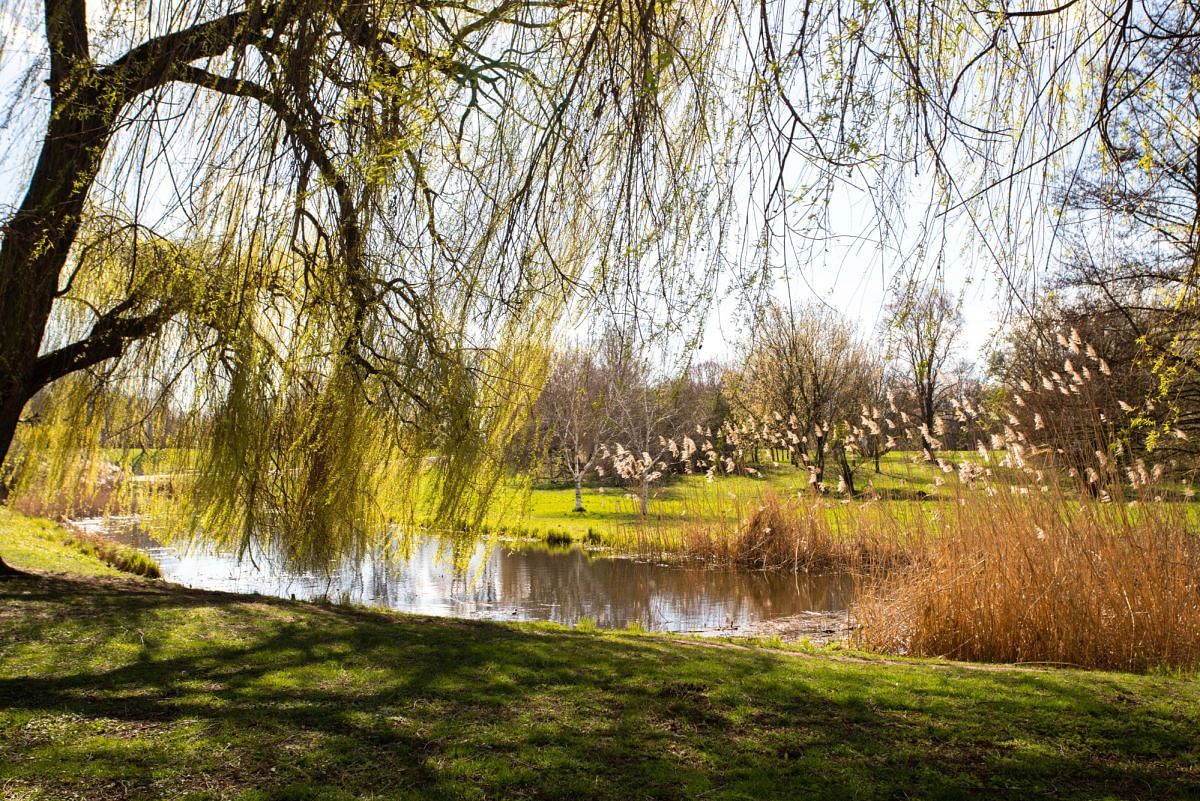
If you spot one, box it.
[2,575,1198,799]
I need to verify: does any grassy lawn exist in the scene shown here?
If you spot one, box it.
[61,449,956,548]
[487,451,987,545]
[89,448,1200,552]
[0,508,124,576]
[490,452,1200,549]
[2,519,1200,800]
[0,508,160,578]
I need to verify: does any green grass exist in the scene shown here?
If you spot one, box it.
[0,509,124,576]
[490,452,1200,549]
[2,566,1199,800]
[94,448,977,547]
[0,509,161,578]
[487,452,982,546]
[55,448,1200,554]
[102,447,199,476]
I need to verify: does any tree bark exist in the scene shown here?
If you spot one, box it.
[573,473,584,512]
[837,450,856,496]
[813,435,826,485]
[924,384,936,453]
[0,2,265,472]
[0,37,113,471]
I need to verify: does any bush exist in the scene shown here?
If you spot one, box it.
[545,530,573,546]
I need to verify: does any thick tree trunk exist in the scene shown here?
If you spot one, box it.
[0,380,26,483]
[0,154,107,473]
[0,134,104,473]
[0,1,266,476]
[0,1,115,474]
[573,473,584,512]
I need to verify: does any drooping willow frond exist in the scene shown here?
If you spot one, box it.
[0,0,742,568]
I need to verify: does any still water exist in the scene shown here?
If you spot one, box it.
[98,522,855,635]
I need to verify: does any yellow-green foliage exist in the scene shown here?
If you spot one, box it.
[8,0,736,573]
[15,217,564,573]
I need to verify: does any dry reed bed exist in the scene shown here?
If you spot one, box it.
[679,488,1200,671]
[856,492,1200,671]
[680,493,925,573]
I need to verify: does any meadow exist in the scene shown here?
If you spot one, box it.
[490,452,1200,672]
[2,524,1199,800]
[484,451,984,546]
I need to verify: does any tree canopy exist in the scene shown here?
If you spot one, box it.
[3,0,1200,567]
[0,0,739,565]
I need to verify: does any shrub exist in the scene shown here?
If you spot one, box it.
[545,530,573,546]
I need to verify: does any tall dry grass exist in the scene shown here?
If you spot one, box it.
[681,482,1200,671]
[681,492,924,573]
[855,489,1200,671]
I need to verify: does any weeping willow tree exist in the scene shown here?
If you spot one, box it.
[5,0,1198,574]
[0,0,739,571]
[740,0,1200,296]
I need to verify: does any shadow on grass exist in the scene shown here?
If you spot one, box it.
[2,574,1199,800]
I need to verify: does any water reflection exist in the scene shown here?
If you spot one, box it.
[103,523,855,634]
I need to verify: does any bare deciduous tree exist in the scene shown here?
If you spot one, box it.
[533,348,610,513]
[883,281,963,455]
[730,302,876,485]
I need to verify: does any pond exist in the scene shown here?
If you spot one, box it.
[91,520,857,638]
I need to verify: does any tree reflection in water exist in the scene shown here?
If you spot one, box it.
[101,523,855,633]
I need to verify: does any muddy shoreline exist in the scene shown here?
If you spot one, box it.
[694,609,856,645]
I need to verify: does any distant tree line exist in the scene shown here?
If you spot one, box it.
[518,284,987,509]
[528,257,1200,512]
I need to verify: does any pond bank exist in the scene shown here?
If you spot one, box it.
[53,511,861,643]
[2,567,1199,800]
[71,515,859,637]
[696,608,857,645]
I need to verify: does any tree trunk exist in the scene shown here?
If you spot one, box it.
[814,436,826,486]
[922,382,937,455]
[0,0,257,475]
[839,452,856,497]
[573,473,584,512]
[0,377,26,483]
[0,8,116,473]
[0,554,24,578]
[640,476,649,516]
